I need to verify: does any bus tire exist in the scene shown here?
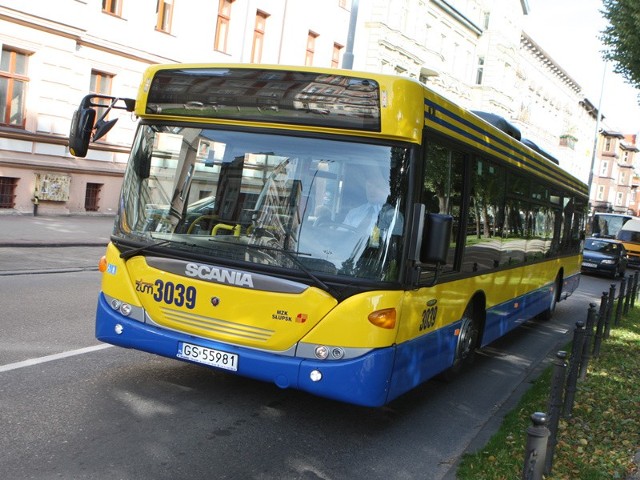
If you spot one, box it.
[540,275,561,321]
[442,303,480,381]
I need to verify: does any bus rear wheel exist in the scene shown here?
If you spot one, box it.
[540,276,560,321]
[442,305,480,380]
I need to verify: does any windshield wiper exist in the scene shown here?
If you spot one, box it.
[213,239,338,297]
[118,239,174,260]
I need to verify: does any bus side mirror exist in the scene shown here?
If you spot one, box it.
[408,204,452,264]
[68,95,136,158]
[409,206,453,286]
[68,107,96,157]
[421,213,452,264]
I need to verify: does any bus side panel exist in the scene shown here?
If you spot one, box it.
[481,271,580,346]
[482,285,548,346]
[386,322,458,402]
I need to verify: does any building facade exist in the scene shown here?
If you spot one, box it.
[0,0,350,215]
[0,0,634,215]
[591,131,639,215]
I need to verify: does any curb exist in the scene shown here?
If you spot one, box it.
[0,266,100,276]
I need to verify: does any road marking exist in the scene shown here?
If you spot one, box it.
[0,344,113,373]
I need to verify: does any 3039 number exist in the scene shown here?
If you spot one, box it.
[419,305,437,331]
[153,280,196,309]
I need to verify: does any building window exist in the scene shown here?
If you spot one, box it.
[616,191,624,206]
[600,160,609,176]
[596,185,605,201]
[475,56,484,85]
[102,0,122,16]
[156,0,174,33]
[0,48,29,127]
[604,137,613,152]
[0,177,18,208]
[85,183,102,211]
[251,10,269,63]
[306,31,319,66]
[90,70,114,136]
[620,171,627,185]
[90,70,113,97]
[559,135,577,150]
[215,0,234,52]
[483,11,490,29]
[332,43,343,68]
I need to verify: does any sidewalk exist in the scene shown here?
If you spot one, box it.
[0,215,115,247]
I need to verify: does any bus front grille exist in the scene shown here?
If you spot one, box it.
[156,307,274,343]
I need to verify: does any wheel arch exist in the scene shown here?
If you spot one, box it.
[466,290,487,348]
[555,267,564,302]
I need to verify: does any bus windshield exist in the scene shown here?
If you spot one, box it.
[116,124,408,283]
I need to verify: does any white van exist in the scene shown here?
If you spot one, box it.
[616,219,640,267]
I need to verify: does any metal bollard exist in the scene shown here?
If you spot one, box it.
[563,321,585,418]
[613,276,626,332]
[631,272,639,309]
[593,292,607,358]
[605,283,616,329]
[624,275,632,316]
[579,304,597,380]
[522,412,549,480]
[545,351,567,476]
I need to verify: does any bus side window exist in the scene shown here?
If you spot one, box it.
[464,158,503,272]
[421,141,464,272]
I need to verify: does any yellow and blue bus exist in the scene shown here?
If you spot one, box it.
[69,64,588,407]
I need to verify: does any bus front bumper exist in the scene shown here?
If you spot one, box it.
[96,293,395,407]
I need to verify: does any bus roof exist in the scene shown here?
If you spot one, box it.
[135,63,588,198]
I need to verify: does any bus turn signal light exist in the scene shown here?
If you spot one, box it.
[98,255,108,272]
[368,308,396,329]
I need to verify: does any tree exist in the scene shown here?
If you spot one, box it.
[601,0,640,90]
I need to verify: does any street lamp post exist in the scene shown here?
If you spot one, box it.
[341,0,359,69]
[588,63,607,210]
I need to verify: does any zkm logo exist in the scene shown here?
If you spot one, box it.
[185,262,254,288]
[135,279,154,294]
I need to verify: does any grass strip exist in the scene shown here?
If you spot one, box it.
[456,308,640,479]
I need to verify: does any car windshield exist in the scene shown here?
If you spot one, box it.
[115,124,409,283]
[585,239,621,254]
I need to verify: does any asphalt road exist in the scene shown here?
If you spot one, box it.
[0,245,612,479]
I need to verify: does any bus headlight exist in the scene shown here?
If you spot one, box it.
[105,294,145,322]
[310,370,323,382]
[314,345,329,359]
[331,347,345,359]
[313,346,344,360]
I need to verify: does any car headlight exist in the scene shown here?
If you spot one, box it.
[601,259,616,265]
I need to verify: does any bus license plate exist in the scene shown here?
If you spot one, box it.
[177,342,238,371]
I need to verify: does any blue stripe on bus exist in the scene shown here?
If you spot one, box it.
[424,98,547,172]
[423,99,585,193]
